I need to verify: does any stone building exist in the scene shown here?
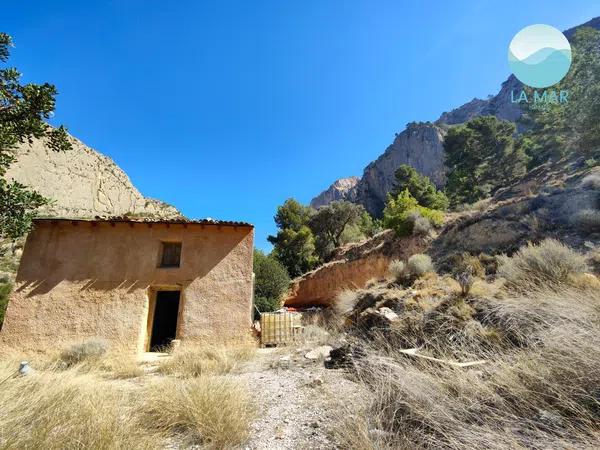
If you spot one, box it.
[1,217,254,353]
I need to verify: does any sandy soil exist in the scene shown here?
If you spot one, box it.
[234,347,365,450]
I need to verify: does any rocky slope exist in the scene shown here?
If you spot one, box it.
[5,134,181,219]
[311,17,600,217]
[310,176,359,209]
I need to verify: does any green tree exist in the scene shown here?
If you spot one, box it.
[383,189,444,237]
[273,198,313,231]
[308,201,365,259]
[268,199,319,278]
[444,116,527,207]
[0,33,71,240]
[520,27,600,166]
[391,164,449,210]
[253,250,290,318]
[268,226,318,278]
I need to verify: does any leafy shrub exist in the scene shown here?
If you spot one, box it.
[59,338,109,367]
[391,164,449,210]
[574,209,600,232]
[253,250,290,317]
[498,239,589,291]
[406,254,434,278]
[383,189,444,237]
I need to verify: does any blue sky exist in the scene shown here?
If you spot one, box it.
[3,1,598,250]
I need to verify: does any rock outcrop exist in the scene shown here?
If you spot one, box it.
[284,231,428,308]
[354,123,447,216]
[310,176,359,209]
[5,134,181,219]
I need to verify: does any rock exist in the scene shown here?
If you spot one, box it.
[306,378,323,388]
[5,133,181,220]
[325,343,366,369]
[304,346,332,360]
[310,176,360,208]
[377,307,399,322]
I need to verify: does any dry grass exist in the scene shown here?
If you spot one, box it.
[47,339,144,379]
[498,238,589,291]
[140,376,255,449]
[334,239,600,449]
[158,337,256,377]
[0,339,256,449]
[336,289,360,314]
[337,285,600,449]
[0,364,160,449]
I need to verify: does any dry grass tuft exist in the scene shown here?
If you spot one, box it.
[335,289,360,314]
[158,338,255,377]
[406,254,434,278]
[0,365,161,449]
[498,238,588,291]
[58,338,108,367]
[140,376,255,449]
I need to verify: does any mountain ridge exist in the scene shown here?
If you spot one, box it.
[311,17,600,216]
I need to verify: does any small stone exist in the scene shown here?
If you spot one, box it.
[304,345,333,360]
[307,378,323,388]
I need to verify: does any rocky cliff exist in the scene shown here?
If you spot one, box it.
[310,176,360,208]
[310,18,600,216]
[5,134,181,219]
[312,75,524,217]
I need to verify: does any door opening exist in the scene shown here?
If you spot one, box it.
[149,291,180,351]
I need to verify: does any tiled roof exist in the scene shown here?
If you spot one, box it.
[33,216,253,228]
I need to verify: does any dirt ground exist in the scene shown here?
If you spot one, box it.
[233,347,365,450]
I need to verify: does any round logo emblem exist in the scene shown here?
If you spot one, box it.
[508,24,572,88]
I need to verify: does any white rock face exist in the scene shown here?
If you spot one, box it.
[310,176,360,209]
[5,134,181,219]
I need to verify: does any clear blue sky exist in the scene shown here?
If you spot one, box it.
[3,1,598,250]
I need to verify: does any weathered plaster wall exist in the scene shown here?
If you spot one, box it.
[1,221,254,353]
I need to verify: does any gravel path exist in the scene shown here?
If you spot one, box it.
[234,347,363,450]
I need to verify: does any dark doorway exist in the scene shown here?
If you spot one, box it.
[150,291,180,351]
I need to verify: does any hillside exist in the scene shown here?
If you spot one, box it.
[5,133,181,220]
[311,17,600,216]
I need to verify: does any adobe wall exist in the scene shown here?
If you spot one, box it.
[1,221,254,353]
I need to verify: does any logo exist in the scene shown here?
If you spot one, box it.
[508,24,571,88]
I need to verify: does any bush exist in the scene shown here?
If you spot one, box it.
[0,281,12,329]
[498,239,589,291]
[335,289,360,314]
[253,250,290,317]
[574,209,600,232]
[383,189,444,237]
[140,376,254,448]
[406,254,433,278]
[409,212,432,236]
[388,259,405,282]
[59,338,109,367]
